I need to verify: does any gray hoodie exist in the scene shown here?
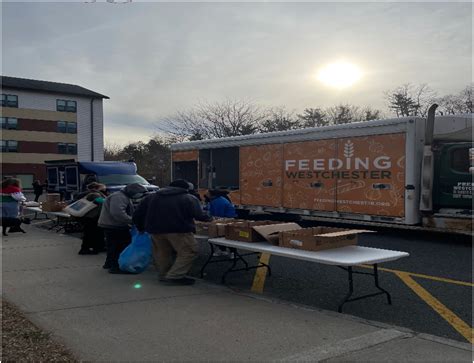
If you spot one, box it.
[98,183,147,229]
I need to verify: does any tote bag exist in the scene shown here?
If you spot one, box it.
[63,198,97,217]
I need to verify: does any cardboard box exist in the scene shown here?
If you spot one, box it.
[253,223,302,245]
[279,227,373,251]
[225,220,279,242]
[46,193,61,202]
[194,221,210,236]
[195,218,243,237]
[42,200,68,212]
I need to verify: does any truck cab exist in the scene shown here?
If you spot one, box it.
[433,142,472,211]
[45,160,159,199]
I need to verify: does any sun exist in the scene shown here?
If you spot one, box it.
[317,61,362,89]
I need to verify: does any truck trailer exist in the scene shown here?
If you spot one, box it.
[170,107,472,234]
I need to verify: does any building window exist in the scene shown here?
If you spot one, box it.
[57,121,77,133]
[1,117,17,129]
[58,143,77,155]
[1,94,18,108]
[67,122,77,134]
[67,143,77,155]
[1,140,18,152]
[57,99,77,113]
[57,121,67,133]
[58,143,67,154]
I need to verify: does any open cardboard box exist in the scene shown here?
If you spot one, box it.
[225,220,280,242]
[253,223,302,245]
[279,227,374,251]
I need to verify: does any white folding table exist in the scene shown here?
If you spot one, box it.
[24,207,74,232]
[23,206,49,220]
[203,238,409,312]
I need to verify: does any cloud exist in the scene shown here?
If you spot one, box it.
[2,2,472,143]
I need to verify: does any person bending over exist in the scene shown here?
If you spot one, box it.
[98,183,147,274]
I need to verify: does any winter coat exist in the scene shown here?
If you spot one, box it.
[133,186,211,234]
[32,182,43,195]
[208,196,237,218]
[98,184,147,229]
[1,186,26,219]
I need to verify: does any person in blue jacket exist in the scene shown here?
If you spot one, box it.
[206,189,237,257]
[206,189,237,218]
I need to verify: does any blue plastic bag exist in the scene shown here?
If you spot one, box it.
[119,228,152,274]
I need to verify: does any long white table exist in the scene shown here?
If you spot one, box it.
[23,206,49,220]
[23,207,74,232]
[204,238,409,312]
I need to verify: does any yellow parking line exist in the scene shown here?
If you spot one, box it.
[251,253,271,293]
[359,265,473,287]
[395,271,474,344]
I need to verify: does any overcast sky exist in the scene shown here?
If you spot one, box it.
[2,1,472,144]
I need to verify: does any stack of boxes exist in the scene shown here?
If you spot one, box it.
[41,194,68,212]
[196,219,372,252]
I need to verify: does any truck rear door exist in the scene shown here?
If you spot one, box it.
[433,143,472,209]
[240,144,283,207]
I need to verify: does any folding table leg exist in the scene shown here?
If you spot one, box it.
[338,264,392,312]
[338,266,354,313]
[258,254,272,276]
[200,242,215,278]
[373,264,392,305]
[222,253,238,284]
[235,249,249,270]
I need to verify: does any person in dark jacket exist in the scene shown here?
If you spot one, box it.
[187,182,202,202]
[32,180,44,202]
[98,183,147,274]
[133,179,211,285]
[82,174,97,192]
[78,182,107,255]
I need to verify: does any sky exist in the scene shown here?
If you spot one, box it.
[2,1,472,145]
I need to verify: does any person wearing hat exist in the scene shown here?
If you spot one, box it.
[77,182,107,255]
[133,179,211,285]
[99,183,148,274]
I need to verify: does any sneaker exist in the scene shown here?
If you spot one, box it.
[160,277,195,286]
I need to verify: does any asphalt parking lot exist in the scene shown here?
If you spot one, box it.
[191,228,472,343]
[28,214,472,344]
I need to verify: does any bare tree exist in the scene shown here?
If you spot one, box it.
[413,84,437,117]
[297,108,329,128]
[259,107,300,133]
[360,107,383,121]
[437,84,473,115]
[327,104,360,124]
[104,142,125,161]
[385,83,437,117]
[105,137,172,187]
[159,100,266,140]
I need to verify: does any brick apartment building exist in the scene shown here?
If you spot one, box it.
[1,76,108,188]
